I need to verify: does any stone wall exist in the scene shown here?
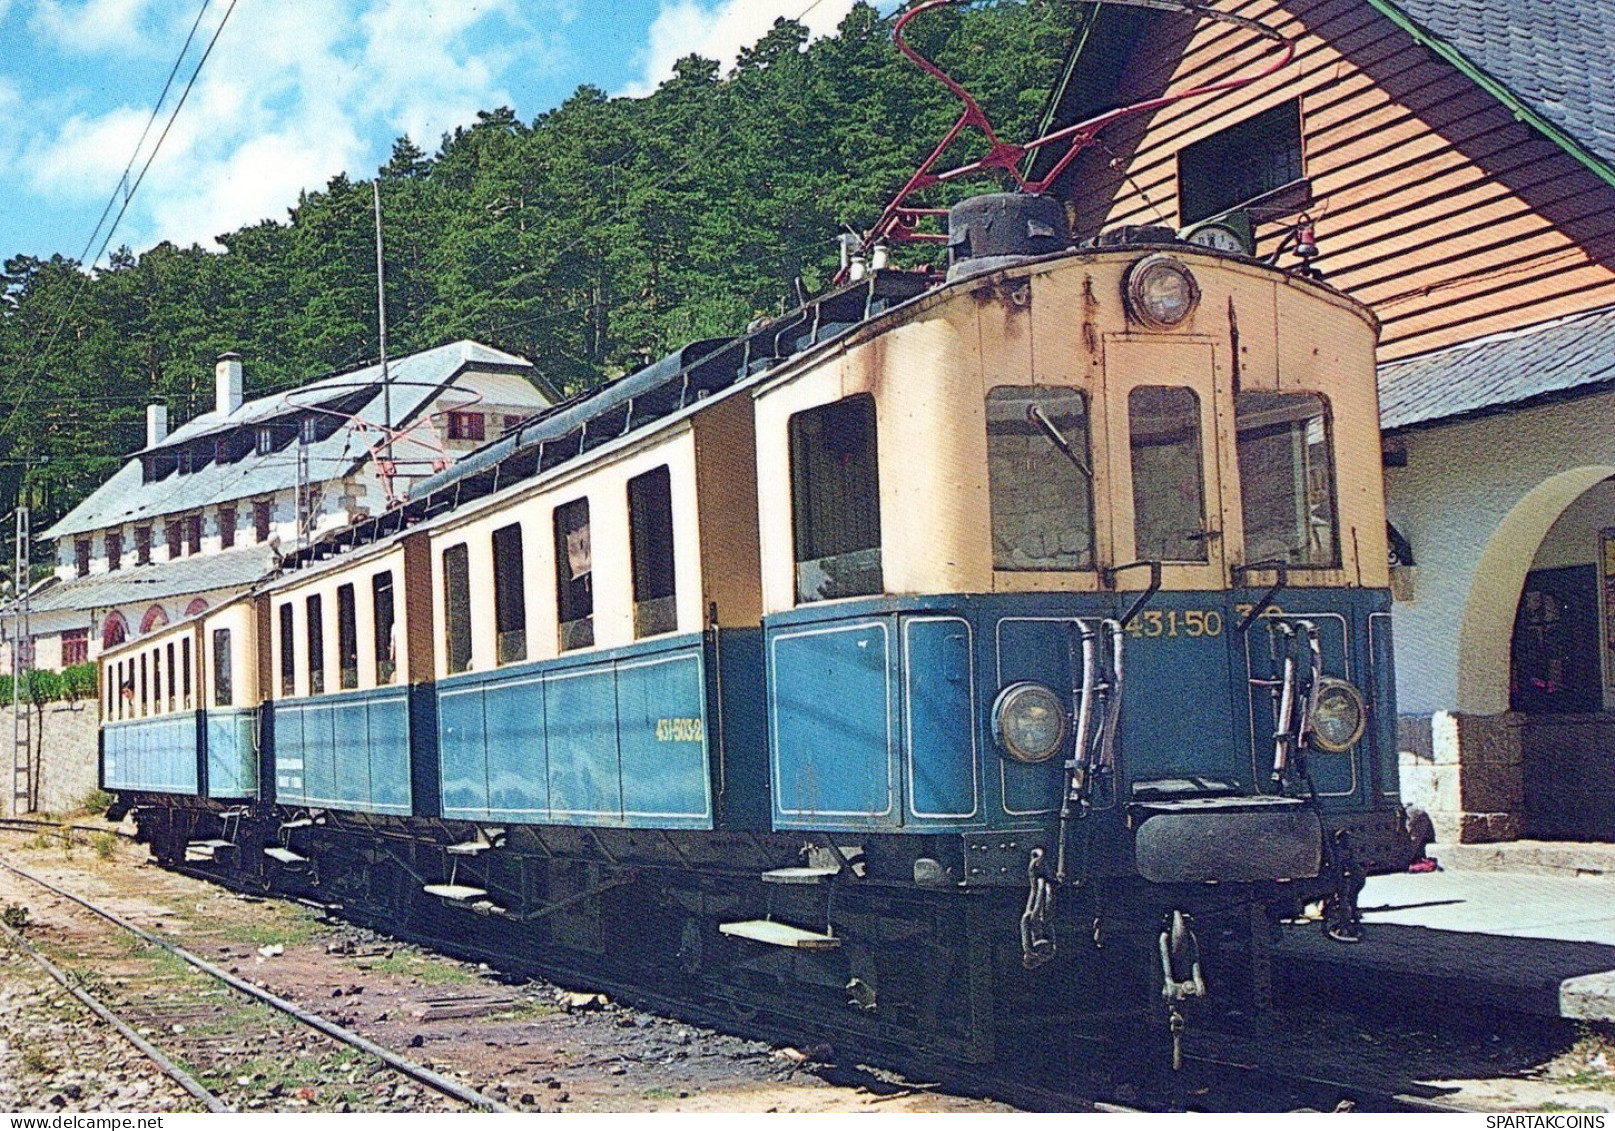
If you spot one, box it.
[0,700,100,816]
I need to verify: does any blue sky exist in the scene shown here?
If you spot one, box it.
[0,0,866,264]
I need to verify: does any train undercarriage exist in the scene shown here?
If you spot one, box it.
[121,795,1390,1074]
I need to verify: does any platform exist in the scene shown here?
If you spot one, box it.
[1275,862,1615,1023]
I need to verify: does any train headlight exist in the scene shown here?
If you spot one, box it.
[1310,678,1367,753]
[1125,254,1200,329]
[992,682,1067,764]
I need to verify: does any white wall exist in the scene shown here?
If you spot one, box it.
[1386,390,1615,716]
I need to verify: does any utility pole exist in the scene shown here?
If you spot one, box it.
[374,180,392,465]
[11,507,32,815]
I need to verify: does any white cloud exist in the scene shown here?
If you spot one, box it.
[620,0,862,98]
[16,0,565,252]
[30,0,159,54]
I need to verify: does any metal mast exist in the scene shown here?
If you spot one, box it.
[11,507,32,815]
[373,180,392,465]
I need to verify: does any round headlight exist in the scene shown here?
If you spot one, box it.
[1310,678,1366,753]
[992,681,1067,764]
[1125,254,1200,329]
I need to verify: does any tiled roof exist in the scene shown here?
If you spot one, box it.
[42,341,542,541]
[20,544,280,615]
[1379,305,1615,431]
[1385,0,1615,170]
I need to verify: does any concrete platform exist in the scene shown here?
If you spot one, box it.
[1430,840,1615,880]
[1275,867,1615,1022]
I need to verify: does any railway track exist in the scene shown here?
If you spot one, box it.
[0,843,513,1114]
[0,817,1476,1112]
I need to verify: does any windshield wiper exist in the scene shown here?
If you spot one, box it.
[1027,404,1091,479]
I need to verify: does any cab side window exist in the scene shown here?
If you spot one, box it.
[1235,392,1339,568]
[1129,386,1208,562]
[789,394,882,603]
[987,386,1095,570]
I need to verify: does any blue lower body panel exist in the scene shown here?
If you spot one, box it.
[104,714,199,794]
[205,709,259,799]
[274,689,410,815]
[437,634,712,828]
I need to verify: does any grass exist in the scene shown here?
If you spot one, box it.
[641,1087,677,1101]
[20,1045,52,1075]
[91,832,116,860]
[80,789,114,815]
[351,951,480,986]
[229,905,324,948]
[1,903,29,930]
[1554,1027,1615,1092]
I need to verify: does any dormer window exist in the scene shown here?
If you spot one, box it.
[135,526,152,566]
[1178,99,1306,225]
[256,426,274,456]
[448,412,485,441]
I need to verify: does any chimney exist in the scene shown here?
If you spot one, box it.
[146,404,168,447]
[215,353,244,417]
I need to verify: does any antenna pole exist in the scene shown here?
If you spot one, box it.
[373,180,392,465]
[11,506,32,814]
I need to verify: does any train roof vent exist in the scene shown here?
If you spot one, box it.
[946,193,1069,283]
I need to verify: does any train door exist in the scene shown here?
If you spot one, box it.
[1101,338,1245,786]
[1101,338,1230,589]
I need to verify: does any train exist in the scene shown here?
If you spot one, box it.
[95,4,1413,1071]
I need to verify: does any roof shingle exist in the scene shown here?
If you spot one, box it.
[1379,305,1615,431]
[1386,0,1615,171]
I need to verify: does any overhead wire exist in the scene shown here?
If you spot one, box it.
[0,0,243,451]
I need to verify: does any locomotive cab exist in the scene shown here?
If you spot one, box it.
[751,225,1406,902]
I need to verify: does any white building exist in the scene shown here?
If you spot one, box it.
[4,340,552,673]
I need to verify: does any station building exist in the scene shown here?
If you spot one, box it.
[1042,0,1615,841]
[3,340,551,677]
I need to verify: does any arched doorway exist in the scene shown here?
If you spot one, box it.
[102,611,129,649]
[140,604,169,634]
[1458,467,1615,840]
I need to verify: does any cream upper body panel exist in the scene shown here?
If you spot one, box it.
[753,248,1382,616]
[268,545,410,699]
[101,596,259,718]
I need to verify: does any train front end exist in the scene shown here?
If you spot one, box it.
[752,200,1409,989]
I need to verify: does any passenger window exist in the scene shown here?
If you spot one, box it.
[554,500,594,651]
[628,467,677,637]
[443,543,474,673]
[337,583,359,689]
[1129,386,1209,562]
[278,603,295,697]
[140,653,149,715]
[166,643,177,711]
[373,571,397,684]
[182,637,192,709]
[492,523,527,664]
[306,594,325,695]
[987,386,1095,570]
[789,394,882,603]
[152,648,163,714]
[1236,392,1339,568]
[213,629,232,707]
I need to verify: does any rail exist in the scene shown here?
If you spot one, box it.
[0,850,515,1113]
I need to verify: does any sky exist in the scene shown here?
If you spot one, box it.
[0,0,871,265]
